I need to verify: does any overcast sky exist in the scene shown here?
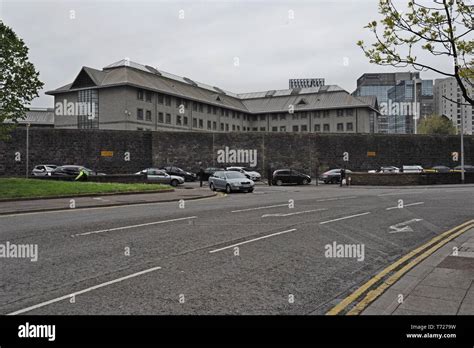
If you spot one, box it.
[1,0,453,107]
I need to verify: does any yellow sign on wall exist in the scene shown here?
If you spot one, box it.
[367,151,376,157]
[101,151,114,157]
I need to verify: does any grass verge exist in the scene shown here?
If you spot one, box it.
[0,178,171,200]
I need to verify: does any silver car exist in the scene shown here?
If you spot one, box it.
[209,171,255,193]
[136,168,185,187]
[31,164,58,177]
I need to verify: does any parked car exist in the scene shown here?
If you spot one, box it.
[209,171,255,193]
[51,165,105,177]
[161,166,197,182]
[424,165,451,173]
[226,166,261,181]
[453,165,474,173]
[320,169,352,184]
[31,164,58,177]
[198,167,225,181]
[136,168,185,186]
[272,169,311,186]
[368,166,400,174]
[402,165,424,173]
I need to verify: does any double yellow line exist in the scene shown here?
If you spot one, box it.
[326,219,474,315]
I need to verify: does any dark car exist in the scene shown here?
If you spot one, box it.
[162,166,197,182]
[51,165,104,177]
[272,169,311,186]
[453,165,474,173]
[198,167,225,181]
[425,165,451,173]
[320,169,352,184]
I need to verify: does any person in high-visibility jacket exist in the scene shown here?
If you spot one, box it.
[75,168,89,181]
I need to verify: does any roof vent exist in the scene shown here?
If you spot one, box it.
[145,65,162,76]
[290,88,301,95]
[215,95,222,102]
[183,77,198,87]
[265,90,276,97]
[296,98,308,105]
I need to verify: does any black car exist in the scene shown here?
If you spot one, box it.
[51,165,104,177]
[272,169,311,186]
[320,168,352,184]
[198,167,225,181]
[453,165,474,173]
[162,166,197,182]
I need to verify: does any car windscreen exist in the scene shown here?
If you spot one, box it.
[225,172,246,179]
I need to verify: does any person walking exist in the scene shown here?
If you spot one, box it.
[267,166,273,186]
[340,168,346,187]
[199,167,204,187]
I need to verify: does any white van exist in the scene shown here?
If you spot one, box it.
[402,165,424,173]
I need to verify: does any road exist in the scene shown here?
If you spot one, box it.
[1,183,473,315]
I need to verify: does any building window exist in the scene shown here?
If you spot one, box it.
[220,108,224,116]
[337,109,344,116]
[207,120,212,129]
[237,113,240,119]
[77,89,99,129]
[192,118,197,128]
[183,116,188,126]
[232,111,235,119]
[314,124,321,132]
[252,127,258,131]
[260,127,266,131]
[260,115,265,121]
[314,111,320,118]
[199,119,203,129]
[158,93,164,104]
[280,126,286,132]
[220,123,224,131]
[226,124,229,131]
[146,110,152,121]
[213,121,217,130]
[272,126,278,132]
[199,104,203,112]
[207,105,212,114]
[323,110,330,118]
[158,112,164,123]
[213,106,217,115]
[225,110,229,117]
[337,123,344,131]
[301,112,307,119]
[183,99,189,109]
[165,113,171,124]
[176,115,182,125]
[176,98,182,108]
[293,125,299,132]
[292,114,299,120]
[137,108,144,120]
[323,124,330,132]
[272,114,278,120]
[165,96,171,106]
[145,91,152,102]
[301,125,308,132]
[232,124,236,131]
[280,114,286,120]
[137,89,144,100]
[346,108,354,116]
[346,122,354,131]
[237,125,240,131]
[193,102,198,111]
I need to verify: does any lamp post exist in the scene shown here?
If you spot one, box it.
[413,78,421,134]
[26,123,30,178]
[460,111,465,184]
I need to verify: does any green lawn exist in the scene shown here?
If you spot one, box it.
[0,178,171,200]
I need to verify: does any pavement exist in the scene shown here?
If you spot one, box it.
[0,184,217,215]
[361,226,474,315]
[0,183,473,315]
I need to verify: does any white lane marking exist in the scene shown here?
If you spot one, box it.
[389,218,423,233]
[377,191,426,197]
[231,204,288,213]
[209,228,297,253]
[7,266,162,315]
[386,202,425,210]
[316,196,357,202]
[71,216,197,237]
[262,208,326,218]
[319,212,371,225]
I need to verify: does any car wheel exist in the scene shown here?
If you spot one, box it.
[170,179,178,187]
[210,183,216,191]
[248,188,254,193]
[302,178,309,185]
[275,180,283,186]
[225,184,232,194]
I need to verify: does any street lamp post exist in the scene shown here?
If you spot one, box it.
[26,123,30,178]
[460,113,465,184]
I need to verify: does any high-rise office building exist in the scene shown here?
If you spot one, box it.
[353,72,421,133]
[434,77,474,135]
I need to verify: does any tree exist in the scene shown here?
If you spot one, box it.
[357,0,473,106]
[0,21,44,139]
[418,114,457,135]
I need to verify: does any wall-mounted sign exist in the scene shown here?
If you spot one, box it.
[101,151,114,157]
[367,151,376,157]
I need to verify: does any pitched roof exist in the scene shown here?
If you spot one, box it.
[47,59,379,114]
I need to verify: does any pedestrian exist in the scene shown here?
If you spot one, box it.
[340,168,346,187]
[75,168,89,182]
[199,167,204,187]
[267,166,273,186]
